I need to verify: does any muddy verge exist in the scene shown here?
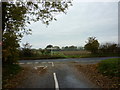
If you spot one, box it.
[3,66,30,88]
[75,64,120,88]
[3,66,47,88]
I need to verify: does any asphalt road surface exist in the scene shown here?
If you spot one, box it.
[17,57,118,88]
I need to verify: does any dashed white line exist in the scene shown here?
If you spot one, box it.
[35,62,39,64]
[53,73,59,90]
[37,66,44,68]
[27,62,32,64]
[52,62,54,67]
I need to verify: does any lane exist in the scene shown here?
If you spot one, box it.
[54,62,98,88]
[18,57,119,64]
[17,61,99,88]
[17,62,55,88]
[52,62,54,67]
[53,73,59,90]
[16,57,119,88]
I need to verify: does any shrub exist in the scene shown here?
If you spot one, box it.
[3,64,22,80]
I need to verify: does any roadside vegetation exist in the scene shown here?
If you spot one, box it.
[98,58,120,77]
[18,38,120,60]
[58,51,91,58]
[3,64,22,88]
[76,58,120,88]
[2,1,72,88]
[2,1,119,88]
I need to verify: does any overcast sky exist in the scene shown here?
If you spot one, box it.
[20,0,118,49]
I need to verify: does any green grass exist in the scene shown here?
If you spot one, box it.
[98,58,120,77]
[3,64,22,88]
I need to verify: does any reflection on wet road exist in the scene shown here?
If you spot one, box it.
[17,57,118,88]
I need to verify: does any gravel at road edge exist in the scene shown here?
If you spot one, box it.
[75,64,120,88]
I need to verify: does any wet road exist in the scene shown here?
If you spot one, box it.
[19,57,118,64]
[17,57,118,88]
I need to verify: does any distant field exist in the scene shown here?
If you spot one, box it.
[58,51,91,55]
[56,50,91,58]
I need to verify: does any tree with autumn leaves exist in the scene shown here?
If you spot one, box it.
[84,37,100,54]
[2,0,72,65]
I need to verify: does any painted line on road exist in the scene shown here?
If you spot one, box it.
[37,66,44,68]
[34,66,44,70]
[35,62,39,64]
[43,66,47,69]
[34,67,37,70]
[52,62,54,67]
[48,62,54,67]
[27,62,32,64]
[48,62,51,63]
[53,72,59,90]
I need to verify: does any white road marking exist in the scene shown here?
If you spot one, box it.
[37,66,44,68]
[48,62,51,63]
[34,66,46,70]
[43,66,47,69]
[27,62,32,64]
[34,67,37,70]
[35,62,39,64]
[48,62,54,67]
[52,62,54,67]
[53,73,59,90]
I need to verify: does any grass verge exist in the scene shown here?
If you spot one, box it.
[75,63,120,88]
[3,64,22,88]
[98,58,120,77]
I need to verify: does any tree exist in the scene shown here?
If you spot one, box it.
[21,43,33,57]
[22,42,32,49]
[45,45,53,54]
[46,45,53,49]
[99,43,118,54]
[53,46,61,51]
[69,45,77,50]
[78,46,84,50]
[84,37,99,54]
[64,46,69,50]
[40,49,45,55]
[2,0,72,64]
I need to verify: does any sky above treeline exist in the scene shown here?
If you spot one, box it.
[21,0,118,49]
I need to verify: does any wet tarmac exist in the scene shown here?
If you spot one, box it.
[16,57,119,88]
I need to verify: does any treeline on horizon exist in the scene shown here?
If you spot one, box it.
[19,42,120,52]
[19,37,120,59]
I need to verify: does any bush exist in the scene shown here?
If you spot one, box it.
[98,58,120,77]
[3,64,22,80]
[3,64,22,88]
